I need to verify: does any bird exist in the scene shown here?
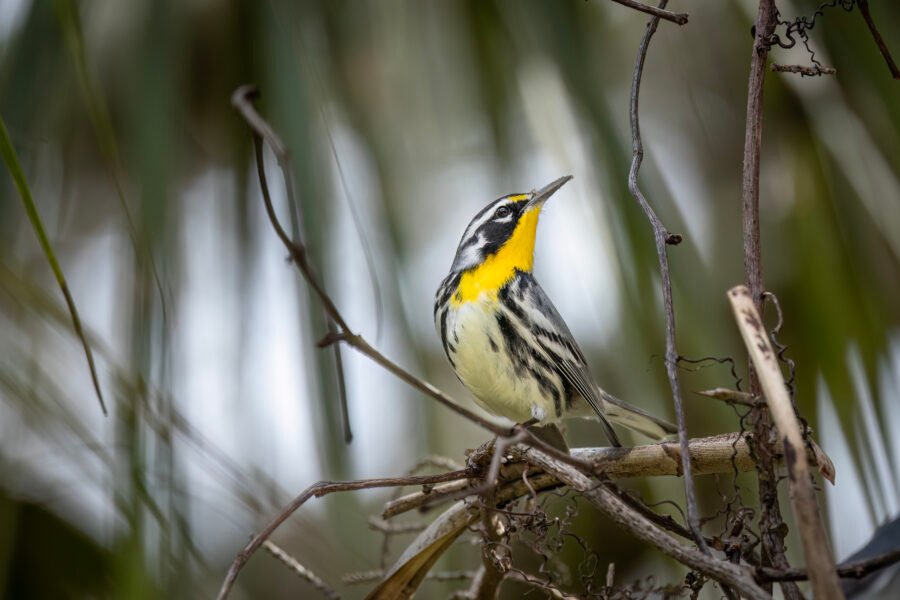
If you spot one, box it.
[434,175,676,448]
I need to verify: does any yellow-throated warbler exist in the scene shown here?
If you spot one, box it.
[434,176,676,447]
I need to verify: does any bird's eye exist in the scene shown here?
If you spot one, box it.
[495,206,511,218]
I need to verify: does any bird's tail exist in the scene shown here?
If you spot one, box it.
[598,388,677,442]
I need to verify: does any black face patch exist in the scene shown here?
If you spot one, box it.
[449,194,530,272]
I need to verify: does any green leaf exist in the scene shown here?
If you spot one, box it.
[0,114,107,416]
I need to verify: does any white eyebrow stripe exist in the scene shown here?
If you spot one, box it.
[461,200,506,243]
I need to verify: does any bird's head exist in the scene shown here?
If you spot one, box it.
[449,175,572,274]
[447,176,571,304]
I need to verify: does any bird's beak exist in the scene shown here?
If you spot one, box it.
[525,175,573,211]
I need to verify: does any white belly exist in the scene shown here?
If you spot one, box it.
[444,299,559,424]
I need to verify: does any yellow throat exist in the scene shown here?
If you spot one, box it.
[452,204,540,305]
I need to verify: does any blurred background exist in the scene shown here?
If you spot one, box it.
[1,0,899,598]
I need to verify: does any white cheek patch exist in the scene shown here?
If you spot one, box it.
[450,198,523,271]
[454,232,488,271]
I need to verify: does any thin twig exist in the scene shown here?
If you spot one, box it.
[758,547,900,583]
[608,0,688,25]
[343,569,475,584]
[625,0,707,556]
[476,434,526,599]
[368,516,428,534]
[856,0,900,80]
[231,84,352,442]
[771,63,836,76]
[215,470,469,600]
[696,388,762,407]
[741,4,802,598]
[262,540,340,600]
[505,569,579,599]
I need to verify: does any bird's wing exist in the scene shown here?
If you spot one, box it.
[502,273,622,447]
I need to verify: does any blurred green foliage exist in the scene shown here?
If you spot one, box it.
[1,1,899,598]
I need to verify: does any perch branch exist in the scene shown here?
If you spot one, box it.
[729,285,842,599]
[626,0,707,555]
[382,433,833,519]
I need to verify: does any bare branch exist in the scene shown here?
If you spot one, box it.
[771,63,836,76]
[262,540,340,600]
[382,433,834,518]
[759,548,900,583]
[368,517,428,534]
[521,446,771,600]
[857,0,900,80]
[608,0,688,25]
[626,0,708,556]
[740,4,802,597]
[344,569,474,584]
[696,388,762,407]
[505,570,579,599]
[741,0,774,312]
[729,285,842,599]
[216,470,470,600]
[229,84,353,442]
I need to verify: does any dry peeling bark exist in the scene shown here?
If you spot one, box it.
[730,286,842,599]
